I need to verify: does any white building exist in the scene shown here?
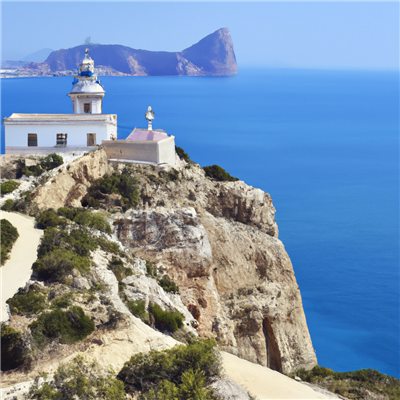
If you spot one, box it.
[3,49,176,167]
[3,49,117,153]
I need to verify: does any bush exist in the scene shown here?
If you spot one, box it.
[17,154,63,177]
[1,219,19,266]
[158,277,179,294]
[51,293,73,309]
[1,199,14,211]
[203,165,238,182]
[7,286,46,315]
[38,227,98,259]
[149,304,183,333]
[29,306,95,348]
[1,180,20,195]
[33,248,90,283]
[1,325,26,370]
[294,365,400,400]
[31,356,126,399]
[36,209,66,229]
[72,210,112,234]
[108,257,132,283]
[97,236,121,255]
[117,338,220,394]
[175,146,191,163]
[128,300,149,323]
[146,261,157,277]
[85,173,140,211]
[57,206,78,220]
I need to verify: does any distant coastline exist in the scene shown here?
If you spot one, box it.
[0,28,238,79]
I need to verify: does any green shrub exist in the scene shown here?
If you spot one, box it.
[33,248,90,283]
[203,165,238,182]
[85,173,140,211]
[7,286,46,315]
[36,209,67,229]
[29,306,95,348]
[17,154,63,178]
[96,236,121,255]
[73,210,112,234]
[1,219,19,266]
[175,146,191,163]
[57,206,78,220]
[1,180,20,195]
[108,257,132,283]
[51,293,73,309]
[128,300,149,323]
[146,261,157,277]
[149,304,183,333]
[1,325,26,370]
[37,227,98,258]
[31,356,126,399]
[118,338,220,394]
[294,366,400,400]
[1,199,14,211]
[158,277,179,294]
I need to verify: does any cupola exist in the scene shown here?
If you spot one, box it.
[68,48,105,114]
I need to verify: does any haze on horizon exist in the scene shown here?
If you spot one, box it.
[1,1,399,70]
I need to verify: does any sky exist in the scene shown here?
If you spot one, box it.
[1,1,399,70]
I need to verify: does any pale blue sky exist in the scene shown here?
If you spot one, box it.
[1,1,399,69]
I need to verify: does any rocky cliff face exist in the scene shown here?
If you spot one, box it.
[15,28,238,77]
[26,149,317,374]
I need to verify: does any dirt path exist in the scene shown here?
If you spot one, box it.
[1,211,43,322]
[222,352,335,399]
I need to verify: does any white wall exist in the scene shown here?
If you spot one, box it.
[5,123,116,147]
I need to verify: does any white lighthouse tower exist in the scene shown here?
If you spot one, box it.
[68,49,105,114]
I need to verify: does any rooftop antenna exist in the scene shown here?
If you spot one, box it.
[145,106,155,130]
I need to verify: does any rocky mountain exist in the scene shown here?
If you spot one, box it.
[14,28,238,77]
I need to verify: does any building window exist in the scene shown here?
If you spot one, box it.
[28,134,37,147]
[56,134,67,147]
[84,103,91,113]
[87,133,96,146]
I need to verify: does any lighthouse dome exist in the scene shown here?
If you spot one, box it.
[71,80,105,94]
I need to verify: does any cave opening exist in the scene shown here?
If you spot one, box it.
[263,318,282,372]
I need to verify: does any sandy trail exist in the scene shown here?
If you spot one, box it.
[222,352,333,399]
[1,211,43,321]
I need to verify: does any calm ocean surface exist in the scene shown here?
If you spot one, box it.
[1,68,399,378]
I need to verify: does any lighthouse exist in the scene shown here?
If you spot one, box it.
[68,49,105,114]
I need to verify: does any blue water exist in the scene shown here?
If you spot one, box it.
[1,69,399,378]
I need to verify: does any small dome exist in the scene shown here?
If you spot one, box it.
[71,80,105,94]
[82,48,94,65]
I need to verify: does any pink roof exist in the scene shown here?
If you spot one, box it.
[126,129,169,142]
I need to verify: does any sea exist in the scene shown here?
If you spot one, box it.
[1,68,399,378]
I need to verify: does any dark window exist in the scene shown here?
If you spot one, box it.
[84,103,91,113]
[28,134,37,147]
[87,133,96,146]
[56,134,67,147]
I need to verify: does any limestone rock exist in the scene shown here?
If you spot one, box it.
[207,377,251,400]
[116,206,317,374]
[30,149,113,211]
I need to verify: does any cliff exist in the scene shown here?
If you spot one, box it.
[22,149,316,374]
[15,28,238,77]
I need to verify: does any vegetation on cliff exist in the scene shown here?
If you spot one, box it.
[17,153,63,178]
[29,306,95,348]
[117,338,220,398]
[1,325,26,370]
[203,165,238,182]
[1,180,20,195]
[1,218,19,266]
[31,356,126,399]
[292,365,400,400]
